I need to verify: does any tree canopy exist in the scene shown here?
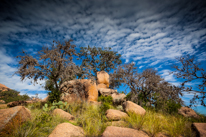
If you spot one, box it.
[15,40,81,91]
[78,45,122,79]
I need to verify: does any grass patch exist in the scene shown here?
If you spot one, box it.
[122,107,200,137]
[3,101,205,137]
[69,102,109,136]
[2,105,69,137]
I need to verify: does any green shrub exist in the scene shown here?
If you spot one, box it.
[126,92,132,101]
[98,95,113,104]
[48,89,60,103]
[0,90,30,103]
[165,99,181,114]
[45,79,60,103]
[98,95,113,115]
[51,101,71,112]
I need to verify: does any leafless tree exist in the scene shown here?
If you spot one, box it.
[111,63,182,107]
[172,55,206,107]
[15,40,81,92]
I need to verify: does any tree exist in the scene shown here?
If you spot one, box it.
[15,40,81,102]
[172,54,206,107]
[111,63,182,109]
[78,45,122,81]
[0,90,30,103]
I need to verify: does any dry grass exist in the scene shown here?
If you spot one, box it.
[123,108,197,137]
[2,102,204,137]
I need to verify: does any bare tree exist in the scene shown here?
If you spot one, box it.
[111,64,182,107]
[15,40,81,93]
[172,55,206,107]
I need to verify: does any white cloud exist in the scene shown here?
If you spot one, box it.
[139,65,143,69]
[0,48,46,95]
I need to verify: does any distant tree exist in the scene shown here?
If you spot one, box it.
[0,90,30,103]
[78,45,122,82]
[15,40,81,102]
[172,54,206,107]
[111,63,182,109]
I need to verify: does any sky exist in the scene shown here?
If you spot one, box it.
[0,0,206,115]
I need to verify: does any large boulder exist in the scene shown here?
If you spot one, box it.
[7,100,27,108]
[97,83,107,89]
[122,101,146,116]
[98,88,117,96]
[42,95,49,102]
[102,126,149,137]
[52,109,75,121]
[192,123,206,137]
[0,106,31,134]
[111,93,126,105]
[178,107,200,119]
[60,79,98,103]
[0,83,10,92]
[97,71,109,88]
[48,123,85,137]
[106,109,128,121]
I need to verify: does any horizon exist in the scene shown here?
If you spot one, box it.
[0,0,205,115]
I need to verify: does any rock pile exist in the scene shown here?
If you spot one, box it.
[60,79,98,103]
[59,71,126,105]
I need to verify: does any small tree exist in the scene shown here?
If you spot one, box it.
[172,54,206,107]
[112,63,182,109]
[15,40,81,102]
[78,45,122,82]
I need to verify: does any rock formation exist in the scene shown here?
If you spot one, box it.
[59,71,126,105]
[98,88,117,96]
[102,126,149,137]
[106,109,128,121]
[0,106,31,134]
[123,101,146,116]
[42,95,49,102]
[178,107,200,119]
[7,100,27,108]
[0,83,10,92]
[48,123,85,137]
[97,71,109,88]
[192,123,206,137]
[52,109,75,121]
[60,79,98,103]
[111,93,126,105]
[0,100,5,104]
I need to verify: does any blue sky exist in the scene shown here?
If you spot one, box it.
[0,0,206,115]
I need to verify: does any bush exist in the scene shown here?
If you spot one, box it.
[165,99,181,114]
[98,95,113,105]
[0,90,30,103]
[155,98,181,114]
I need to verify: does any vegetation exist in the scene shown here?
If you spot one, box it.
[11,40,205,136]
[0,89,30,103]
[172,54,206,107]
[79,46,122,78]
[111,63,183,113]
[15,40,81,103]
[2,101,206,137]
